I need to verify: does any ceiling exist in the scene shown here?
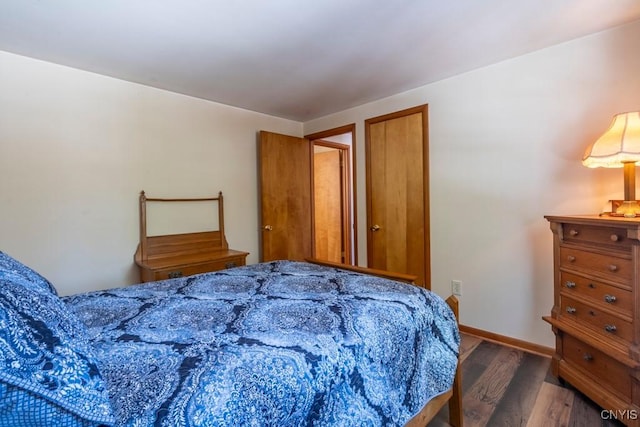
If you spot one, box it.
[1,1,640,122]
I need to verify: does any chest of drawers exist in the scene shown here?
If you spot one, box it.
[544,215,640,425]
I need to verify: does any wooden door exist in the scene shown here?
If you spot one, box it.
[314,148,343,263]
[306,124,357,266]
[259,130,312,261]
[365,105,430,287]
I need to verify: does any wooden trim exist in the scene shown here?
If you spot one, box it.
[305,257,417,283]
[305,124,355,141]
[308,137,316,260]
[340,149,350,264]
[144,196,220,202]
[544,214,640,228]
[446,295,463,427]
[311,140,348,150]
[459,324,554,357]
[365,104,428,124]
[139,191,148,261]
[215,192,225,244]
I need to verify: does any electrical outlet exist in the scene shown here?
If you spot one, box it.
[451,280,462,296]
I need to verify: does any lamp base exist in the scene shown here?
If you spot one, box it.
[612,200,640,218]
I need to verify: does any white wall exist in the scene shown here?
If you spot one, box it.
[2,20,639,347]
[304,20,640,347]
[0,51,302,296]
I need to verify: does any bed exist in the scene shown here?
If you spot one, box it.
[0,252,461,427]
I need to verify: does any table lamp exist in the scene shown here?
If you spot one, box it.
[582,111,640,217]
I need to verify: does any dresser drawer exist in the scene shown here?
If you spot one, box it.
[152,256,246,281]
[563,334,631,401]
[560,295,632,343]
[560,271,632,316]
[559,246,631,283]
[562,223,632,251]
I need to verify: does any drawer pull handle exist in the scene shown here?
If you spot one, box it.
[565,281,576,289]
[608,264,618,272]
[224,262,237,269]
[569,229,579,236]
[566,306,577,314]
[583,353,593,362]
[168,271,183,279]
[610,234,620,242]
[604,324,617,333]
[567,255,576,262]
[604,294,617,303]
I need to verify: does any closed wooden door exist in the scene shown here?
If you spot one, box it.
[365,105,430,287]
[259,130,312,261]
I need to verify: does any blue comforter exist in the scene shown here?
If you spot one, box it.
[63,261,459,426]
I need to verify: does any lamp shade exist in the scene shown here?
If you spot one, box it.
[582,111,640,168]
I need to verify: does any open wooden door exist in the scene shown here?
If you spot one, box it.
[259,130,312,261]
[313,146,343,263]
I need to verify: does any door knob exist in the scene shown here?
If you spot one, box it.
[263,225,273,231]
[370,224,380,232]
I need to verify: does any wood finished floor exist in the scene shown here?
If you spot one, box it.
[429,333,625,427]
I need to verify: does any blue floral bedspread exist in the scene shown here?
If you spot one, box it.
[62,261,459,427]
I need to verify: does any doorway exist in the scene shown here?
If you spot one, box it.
[307,125,357,265]
[313,143,349,264]
[259,125,356,265]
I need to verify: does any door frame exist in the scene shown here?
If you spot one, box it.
[306,124,357,265]
[313,141,351,264]
[364,105,430,285]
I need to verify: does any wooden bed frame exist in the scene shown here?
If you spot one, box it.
[306,258,463,427]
